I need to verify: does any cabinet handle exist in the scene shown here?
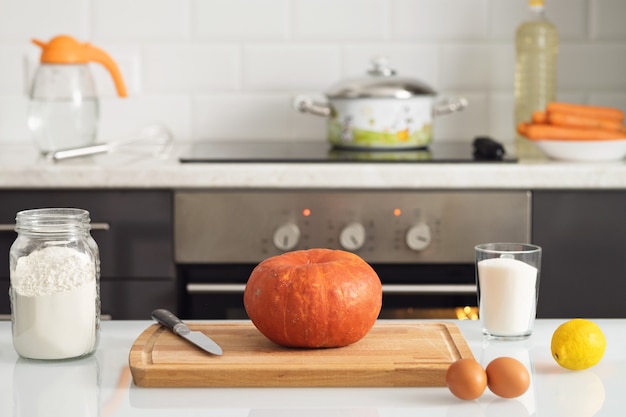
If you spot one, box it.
[91,222,111,231]
[0,222,110,232]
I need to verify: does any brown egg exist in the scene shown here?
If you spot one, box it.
[446,358,488,400]
[486,357,531,398]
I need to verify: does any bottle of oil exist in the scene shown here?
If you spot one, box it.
[514,0,559,158]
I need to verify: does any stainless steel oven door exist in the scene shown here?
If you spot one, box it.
[174,189,530,320]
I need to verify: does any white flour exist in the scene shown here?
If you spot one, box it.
[11,245,98,360]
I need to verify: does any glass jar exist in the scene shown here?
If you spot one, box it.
[28,64,100,153]
[9,208,101,360]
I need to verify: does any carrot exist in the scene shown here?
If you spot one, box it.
[522,123,626,141]
[547,111,625,132]
[532,111,547,124]
[546,102,624,122]
[517,122,530,136]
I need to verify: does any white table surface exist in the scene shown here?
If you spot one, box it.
[0,319,622,417]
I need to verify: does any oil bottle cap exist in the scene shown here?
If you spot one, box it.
[529,0,545,6]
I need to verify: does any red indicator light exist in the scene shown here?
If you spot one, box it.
[393,208,402,217]
[302,208,311,217]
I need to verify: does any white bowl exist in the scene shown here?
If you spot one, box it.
[534,139,626,162]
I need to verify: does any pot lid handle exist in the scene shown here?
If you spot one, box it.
[367,56,396,77]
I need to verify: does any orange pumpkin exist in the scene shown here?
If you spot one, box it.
[243,248,382,348]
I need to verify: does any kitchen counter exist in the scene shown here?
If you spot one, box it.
[1,144,626,189]
[0,319,623,416]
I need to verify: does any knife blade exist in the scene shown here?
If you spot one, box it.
[151,309,223,355]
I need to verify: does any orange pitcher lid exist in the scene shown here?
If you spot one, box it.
[32,35,127,97]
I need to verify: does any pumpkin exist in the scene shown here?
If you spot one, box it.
[243,248,382,348]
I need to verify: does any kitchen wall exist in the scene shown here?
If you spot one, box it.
[0,0,625,145]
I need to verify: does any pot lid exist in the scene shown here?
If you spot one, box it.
[326,57,436,99]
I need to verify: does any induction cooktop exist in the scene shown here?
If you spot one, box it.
[179,137,517,163]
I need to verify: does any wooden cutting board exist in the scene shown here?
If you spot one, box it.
[129,321,473,388]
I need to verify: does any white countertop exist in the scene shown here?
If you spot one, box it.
[1,144,626,190]
[0,319,623,416]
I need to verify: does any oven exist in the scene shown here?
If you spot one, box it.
[174,190,531,320]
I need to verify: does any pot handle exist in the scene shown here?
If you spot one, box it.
[433,97,469,117]
[293,95,331,117]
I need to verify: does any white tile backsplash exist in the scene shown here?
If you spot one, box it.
[488,93,515,140]
[434,92,489,141]
[244,45,341,90]
[0,0,88,42]
[439,44,514,90]
[391,0,490,40]
[143,44,240,93]
[193,0,288,40]
[591,0,626,40]
[0,46,27,94]
[293,0,388,40]
[0,0,625,144]
[192,94,326,141]
[543,0,589,40]
[559,43,626,90]
[92,0,189,41]
[99,95,192,141]
[0,95,30,143]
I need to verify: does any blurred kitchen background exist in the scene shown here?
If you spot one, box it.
[0,0,625,145]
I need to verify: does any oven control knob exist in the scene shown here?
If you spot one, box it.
[406,223,432,251]
[339,222,366,251]
[273,223,300,251]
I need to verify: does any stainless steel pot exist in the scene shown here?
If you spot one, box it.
[293,57,468,149]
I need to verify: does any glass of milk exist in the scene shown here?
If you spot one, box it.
[475,243,542,340]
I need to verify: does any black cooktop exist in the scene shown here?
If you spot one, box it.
[179,138,517,163]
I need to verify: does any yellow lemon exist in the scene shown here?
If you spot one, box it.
[551,319,606,370]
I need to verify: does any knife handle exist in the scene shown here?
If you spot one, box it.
[151,309,189,335]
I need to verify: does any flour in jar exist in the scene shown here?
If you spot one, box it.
[11,245,98,360]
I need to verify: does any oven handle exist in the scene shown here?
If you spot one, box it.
[187,284,247,293]
[186,283,477,295]
[383,284,476,295]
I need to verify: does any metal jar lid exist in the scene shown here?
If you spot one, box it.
[325,57,437,99]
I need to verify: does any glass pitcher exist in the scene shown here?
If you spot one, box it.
[28,35,127,154]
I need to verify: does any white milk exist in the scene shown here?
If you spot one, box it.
[477,257,538,336]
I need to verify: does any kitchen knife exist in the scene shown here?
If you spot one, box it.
[151,309,223,355]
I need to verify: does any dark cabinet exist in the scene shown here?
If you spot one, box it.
[0,190,175,319]
[533,191,626,318]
